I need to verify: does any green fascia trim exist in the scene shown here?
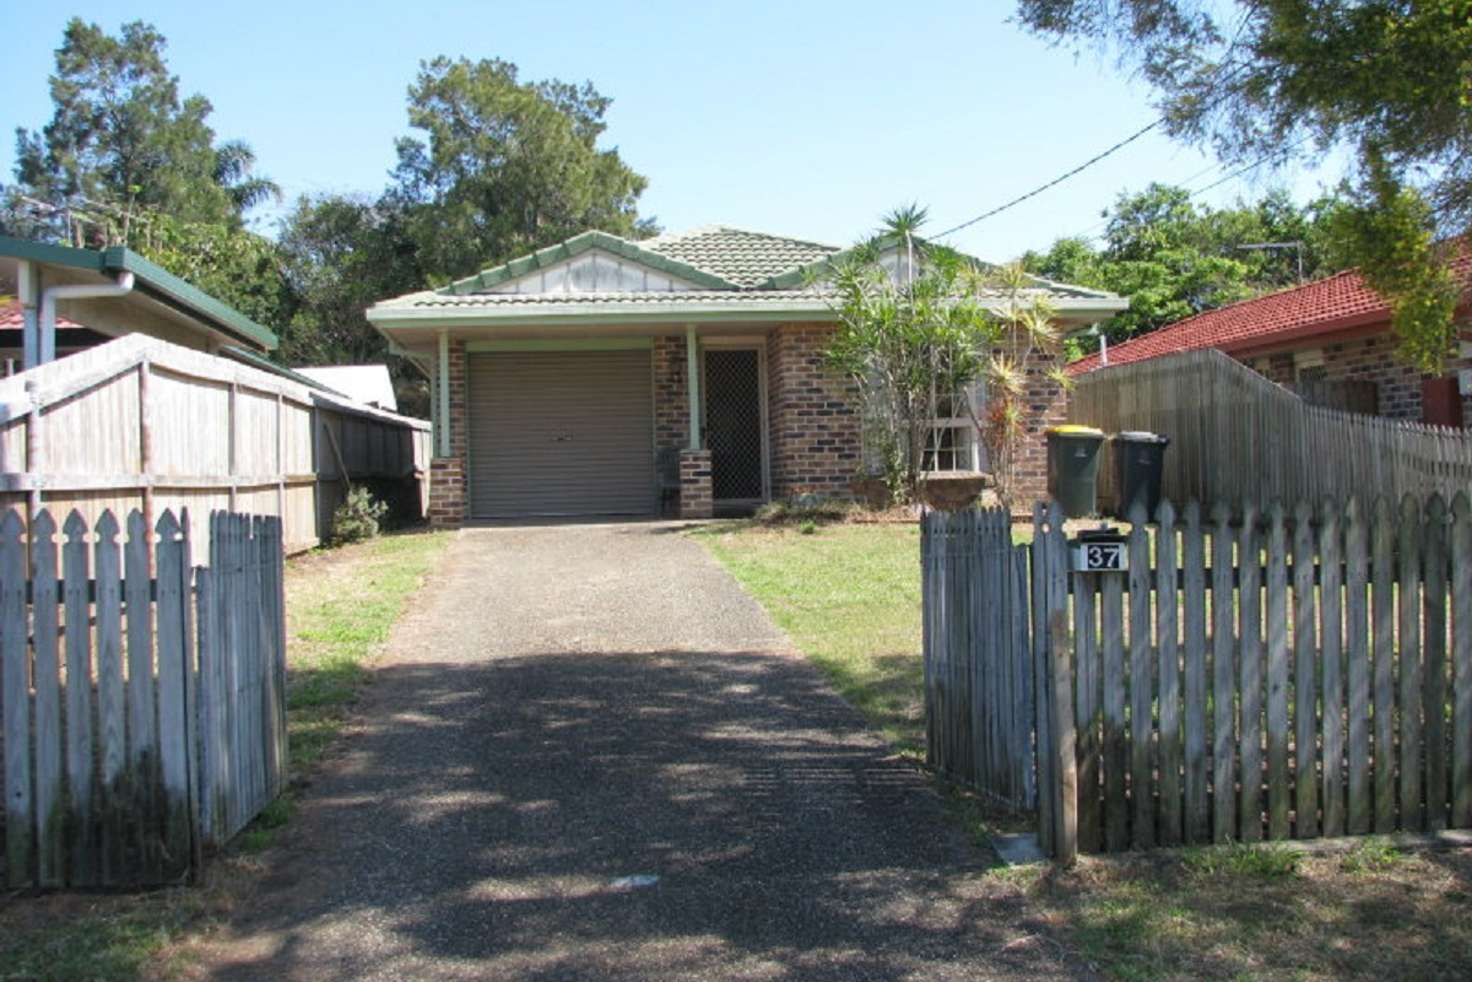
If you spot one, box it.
[466,338,654,352]
[442,230,738,295]
[0,235,279,351]
[108,247,279,350]
[375,307,836,329]
[0,234,109,272]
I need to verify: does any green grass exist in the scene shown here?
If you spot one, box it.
[0,528,451,980]
[695,518,1472,981]
[0,888,210,981]
[283,530,450,775]
[695,521,927,754]
[1182,840,1302,878]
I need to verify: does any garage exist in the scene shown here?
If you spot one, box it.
[466,347,655,518]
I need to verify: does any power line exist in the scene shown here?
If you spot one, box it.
[1060,134,1318,243]
[935,15,1261,242]
[933,118,1163,240]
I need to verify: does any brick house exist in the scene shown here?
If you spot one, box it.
[367,226,1124,523]
[1068,254,1472,425]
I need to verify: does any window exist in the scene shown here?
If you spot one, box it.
[1293,348,1327,382]
[922,384,986,473]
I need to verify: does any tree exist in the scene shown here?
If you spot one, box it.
[9,18,276,244]
[1015,0,1472,372]
[277,193,430,415]
[1023,183,1339,350]
[389,57,655,284]
[825,207,1067,508]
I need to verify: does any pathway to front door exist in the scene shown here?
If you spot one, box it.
[194,523,1077,980]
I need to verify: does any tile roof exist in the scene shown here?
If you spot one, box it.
[1068,251,1472,375]
[369,225,1128,323]
[0,298,80,329]
[640,226,840,288]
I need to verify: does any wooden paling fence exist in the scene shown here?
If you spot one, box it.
[0,333,431,557]
[924,493,1472,863]
[922,507,1035,810]
[1,507,286,889]
[1070,348,1472,512]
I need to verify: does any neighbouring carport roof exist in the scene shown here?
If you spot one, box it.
[0,235,279,351]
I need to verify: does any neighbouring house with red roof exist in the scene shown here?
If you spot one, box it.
[1068,252,1472,427]
[1,298,106,375]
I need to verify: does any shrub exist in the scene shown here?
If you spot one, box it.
[1183,841,1301,879]
[754,494,855,527]
[1341,838,1402,873]
[330,486,389,545]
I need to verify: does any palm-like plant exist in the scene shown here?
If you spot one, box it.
[824,208,1070,510]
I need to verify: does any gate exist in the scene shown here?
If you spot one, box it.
[925,495,1472,864]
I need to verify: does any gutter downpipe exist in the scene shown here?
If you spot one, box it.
[18,261,40,369]
[38,270,136,365]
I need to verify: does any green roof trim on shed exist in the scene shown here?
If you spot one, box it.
[0,234,279,351]
[443,230,739,294]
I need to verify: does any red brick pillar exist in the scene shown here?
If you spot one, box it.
[428,339,468,528]
[679,449,713,519]
[1012,346,1070,509]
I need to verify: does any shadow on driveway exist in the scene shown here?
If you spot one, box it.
[206,648,1075,980]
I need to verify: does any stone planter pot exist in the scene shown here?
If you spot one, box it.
[917,472,990,511]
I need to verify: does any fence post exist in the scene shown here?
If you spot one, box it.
[1044,501,1076,864]
[1454,493,1472,830]
[1031,504,1055,857]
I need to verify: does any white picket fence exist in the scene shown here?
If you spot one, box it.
[1,507,285,888]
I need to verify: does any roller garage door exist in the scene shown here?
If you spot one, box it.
[466,348,655,518]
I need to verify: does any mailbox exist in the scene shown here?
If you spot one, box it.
[1069,527,1128,573]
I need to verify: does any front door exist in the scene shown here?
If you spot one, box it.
[702,347,767,506]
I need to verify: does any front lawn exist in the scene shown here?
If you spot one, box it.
[0,528,451,980]
[694,522,926,754]
[695,518,1472,981]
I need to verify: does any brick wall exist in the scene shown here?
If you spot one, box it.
[653,334,689,452]
[1241,333,1429,422]
[678,449,713,518]
[766,323,862,499]
[1012,343,1070,508]
[427,457,464,528]
[428,338,468,527]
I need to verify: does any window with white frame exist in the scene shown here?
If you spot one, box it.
[922,383,987,473]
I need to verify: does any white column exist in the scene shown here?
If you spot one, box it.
[686,324,701,450]
[437,331,451,457]
[18,262,38,370]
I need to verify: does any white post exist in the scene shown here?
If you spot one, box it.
[18,262,38,370]
[437,331,451,457]
[686,324,701,450]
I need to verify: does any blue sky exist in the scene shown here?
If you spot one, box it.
[2,1,1347,262]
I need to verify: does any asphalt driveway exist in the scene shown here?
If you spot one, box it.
[200,522,1076,980]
